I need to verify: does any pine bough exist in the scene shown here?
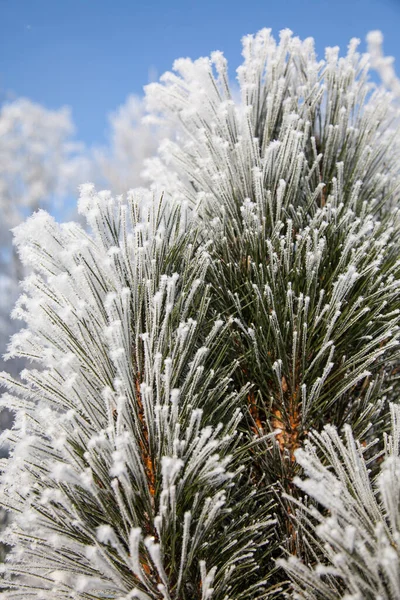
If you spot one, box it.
[1,28,400,599]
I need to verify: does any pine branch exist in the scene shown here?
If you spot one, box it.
[0,190,276,598]
[280,404,400,599]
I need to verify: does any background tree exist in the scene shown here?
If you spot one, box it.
[92,94,172,195]
[0,98,88,373]
[0,93,167,379]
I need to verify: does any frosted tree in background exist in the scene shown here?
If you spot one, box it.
[367,30,400,97]
[0,94,166,380]
[0,98,90,393]
[93,95,171,194]
[0,98,87,230]
[1,28,400,598]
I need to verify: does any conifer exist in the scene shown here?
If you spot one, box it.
[1,29,400,599]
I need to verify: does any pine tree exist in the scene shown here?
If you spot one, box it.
[1,28,400,599]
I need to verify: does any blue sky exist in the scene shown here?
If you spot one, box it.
[1,0,400,146]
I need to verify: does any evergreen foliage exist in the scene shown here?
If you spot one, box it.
[1,28,400,598]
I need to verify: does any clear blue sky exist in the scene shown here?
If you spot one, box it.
[1,0,400,146]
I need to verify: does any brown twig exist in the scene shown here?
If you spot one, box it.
[271,376,301,462]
